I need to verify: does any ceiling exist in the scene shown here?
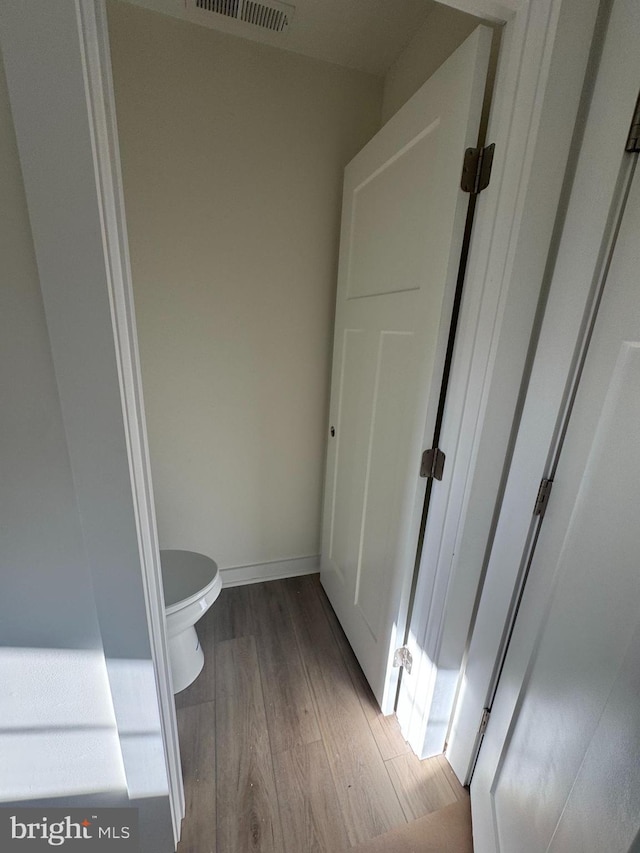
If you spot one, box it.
[122,0,439,76]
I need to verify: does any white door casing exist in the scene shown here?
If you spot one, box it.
[396,0,603,758]
[448,0,640,787]
[466,0,640,848]
[320,27,492,713]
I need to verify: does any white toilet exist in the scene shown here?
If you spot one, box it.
[160,549,222,694]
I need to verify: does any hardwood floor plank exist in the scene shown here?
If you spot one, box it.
[215,636,284,853]
[213,585,254,644]
[366,710,411,762]
[177,702,216,853]
[348,799,473,853]
[385,752,466,822]
[438,753,469,801]
[176,607,216,709]
[284,575,406,846]
[273,741,350,853]
[250,581,321,754]
[318,581,410,761]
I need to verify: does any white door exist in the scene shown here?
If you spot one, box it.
[471,144,640,851]
[320,26,491,712]
[447,0,640,789]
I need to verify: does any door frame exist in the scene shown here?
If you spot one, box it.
[395,0,603,759]
[79,2,186,835]
[448,0,639,832]
[0,0,184,845]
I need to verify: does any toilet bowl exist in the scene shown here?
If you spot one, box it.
[160,549,222,694]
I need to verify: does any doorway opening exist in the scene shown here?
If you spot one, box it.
[107,0,491,737]
[106,0,496,846]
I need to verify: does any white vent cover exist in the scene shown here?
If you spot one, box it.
[193,0,294,33]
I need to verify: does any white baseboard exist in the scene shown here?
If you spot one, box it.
[219,554,320,588]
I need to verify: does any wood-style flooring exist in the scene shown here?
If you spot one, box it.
[175,574,471,853]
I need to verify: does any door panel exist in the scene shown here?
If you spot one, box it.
[355,330,416,639]
[321,26,492,711]
[472,158,640,851]
[348,123,440,300]
[546,618,640,853]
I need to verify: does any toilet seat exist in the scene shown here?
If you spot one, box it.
[160,549,221,615]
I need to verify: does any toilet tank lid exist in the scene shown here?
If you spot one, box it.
[160,549,219,608]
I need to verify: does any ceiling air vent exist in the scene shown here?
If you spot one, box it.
[194,0,294,33]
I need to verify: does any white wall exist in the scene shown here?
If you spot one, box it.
[381,3,482,124]
[108,0,383,574]
[0,45,127,807]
